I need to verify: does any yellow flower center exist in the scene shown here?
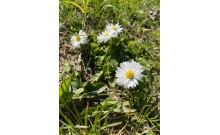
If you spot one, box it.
[112,26,117,30]
[104,33,109,37]
[125,70,134,79]
[76,36,81,41]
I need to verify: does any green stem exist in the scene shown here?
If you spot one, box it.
[72,100,83,125]
[85,100,89,134]
[59,109,82,135]
[62,99,81,125]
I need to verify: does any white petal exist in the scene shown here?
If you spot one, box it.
[71,35,76,39]
[73,41,80,48]
[79,30,85,36]
[116,28,123,33]
[106,23,113,30]
[120,62,128,70]
[80,36,86,43]
[133,78,138,85]
[134,74,144,80]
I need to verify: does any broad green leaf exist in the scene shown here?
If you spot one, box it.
[97,85,107,94]
[84,82,106,92]
[113,102,121,112]
[72,88,84,99]
[71,81,80,91]
[59,76,72,99]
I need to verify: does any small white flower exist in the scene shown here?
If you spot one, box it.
[97,30,114,43]
[116,60,144,89]
[106,23,123,37]
[71,30,87,48]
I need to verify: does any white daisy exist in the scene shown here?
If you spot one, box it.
[97,30,114,43]
[116,60,144,89]
[71,30,87,48]
[106,23,123,37]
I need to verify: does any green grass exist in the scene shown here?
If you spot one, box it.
[59,0,160,134]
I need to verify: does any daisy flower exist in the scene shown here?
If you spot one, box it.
[71,30,87,48]
[116,60,144,89]
[97,30,114,43]
[106,23,123,37]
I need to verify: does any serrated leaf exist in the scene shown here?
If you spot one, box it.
[110,59,118,70]
[91,43,98,50]
[98,56,105,63]
[103,62,110,76]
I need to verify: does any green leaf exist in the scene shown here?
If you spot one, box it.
[138,58,151,71]
[150,97,157,104]
[100,100,118,106]
[90,71,103,83]
[59,110,80,134]
[103,62,111,77]
[59,76,72,99]
[113,102,121,112]
[71,81,80,91]
[108,77,116,88]
[109,59,118,71]
[97,85,108,94]
[122,101,130,106]
[100,122,122,130]
[84,82,106,92]
[91,43,98,50]
[146,130,156,135]
[98,56,105,63]
[122,106,136,113]
[72,88,84,99]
